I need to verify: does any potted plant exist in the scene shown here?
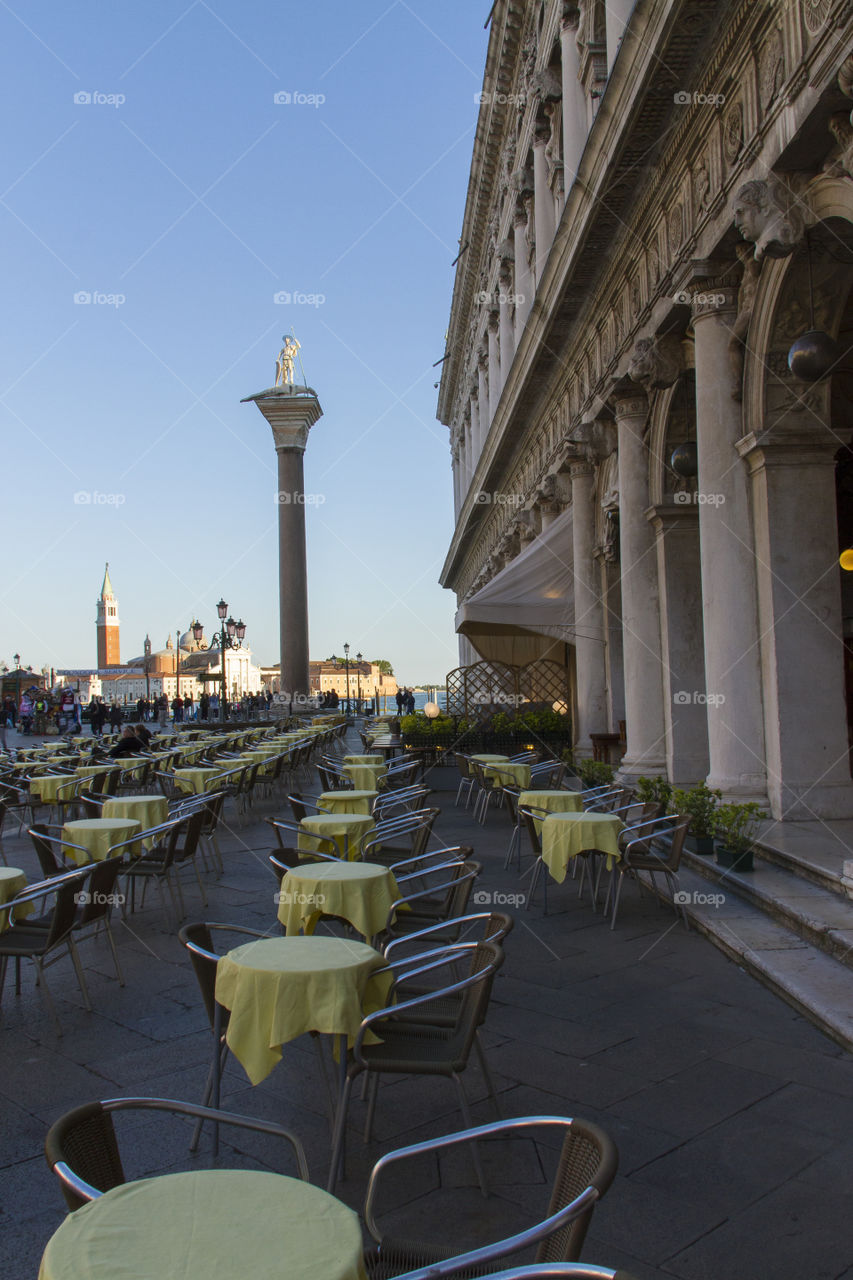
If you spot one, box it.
[577,759,614,788]
[712,802,766,872]
[671,782,722,855]
[635,775,673,811]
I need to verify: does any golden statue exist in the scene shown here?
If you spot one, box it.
[275,335,301,386]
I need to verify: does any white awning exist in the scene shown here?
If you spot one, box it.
[455,507,575,665]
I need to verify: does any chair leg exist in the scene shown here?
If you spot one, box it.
[610,869,626,930]
[474,1031,502,1117]
[104,920,125,986]
[364,1073,380,1143]
[327,1071,355,1191]
[33,958,63,1036]
[66,939,92,1010]
[452,1072,488,1197]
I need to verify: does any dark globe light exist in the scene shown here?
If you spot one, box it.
[787,330,839,381]
[670,440,698,477]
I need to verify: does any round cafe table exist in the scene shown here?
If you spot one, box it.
[298,813,375,860]
[61,818,142,865]
[343,754,384,766]
[215,935,391,1085]
[518,788,583,832]
[469,753,510,763]
[38,1168,368,1280]
[0,867,34,931]
[103,796,169,847]
[277,861,400,939]
[173,767,223,795]
[540,811,625,883]
[318,789,376,816]
[342,762,387,791]
[484,761,532,788]
[28,773,79,804]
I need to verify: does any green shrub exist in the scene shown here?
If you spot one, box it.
[635,775,673,809]
[712,802,767,854]
[671,782,722,837]
[577,759,614,787]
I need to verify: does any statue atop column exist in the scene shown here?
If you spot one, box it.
[275,335,302,387]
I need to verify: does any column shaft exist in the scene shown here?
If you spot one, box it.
[499,284,515,390]
[605,0,634,73]
[477,360,489,460]
[277,447,309,696]
[513,210,534,339]
[532,140,555,281]
[570,461,608,755]
[560,14,588,191]
[487,322,501,424]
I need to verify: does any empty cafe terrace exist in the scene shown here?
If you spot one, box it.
[0,716,851,1279]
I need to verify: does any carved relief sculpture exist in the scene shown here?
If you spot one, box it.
[627,334,684,391]
[732,178,806,261]
[729,244,762,401]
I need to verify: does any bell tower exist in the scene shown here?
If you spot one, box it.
[96,563,121,668]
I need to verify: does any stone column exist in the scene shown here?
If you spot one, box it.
[487,314,501,424]
[740,409,853,819]
[612,386,667,778]
[532,129,556,282]
[468,393,480,491]
[570,458,608,756]
[477,353,489,459]
[498,263,515,390]
[605,0,634,74]
[452,439,461,519]
[648,505,710,783]
[692,288,767,801]
[513,204,534,341]
[242,384,322,698]
[560,7,588,192]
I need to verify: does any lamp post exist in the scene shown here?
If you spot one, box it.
[174,630,181,724]
[355,651,363,716]
[192,601,246,724]
[343,643,351,715]
[13,652,21,713]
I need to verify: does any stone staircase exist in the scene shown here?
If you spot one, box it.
[669,821,853,1053]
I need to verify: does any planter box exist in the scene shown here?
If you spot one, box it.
[716,845,754,872]
[689,835,716,856]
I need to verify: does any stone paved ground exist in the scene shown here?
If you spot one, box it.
[3,737,853,1278]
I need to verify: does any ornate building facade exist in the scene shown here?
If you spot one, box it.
[438,0,853,821]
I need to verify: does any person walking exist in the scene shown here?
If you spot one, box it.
[395,688,404,716]
[406,689,416,715]
[109,701,123,734]
[171,694,183,724]
[199,691,209,721]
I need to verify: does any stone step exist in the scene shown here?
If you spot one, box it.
[752,819,852,896]
[683,846,853,970]
[665,862,853,1054]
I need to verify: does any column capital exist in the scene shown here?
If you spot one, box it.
[561,4,581,33]
[691,284,738,322]
[241,385,323,454]
[607,376,648,421]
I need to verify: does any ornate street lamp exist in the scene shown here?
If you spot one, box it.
[190,604,247,722]
[13,652,22,710]
[355,651,363,715]
[343,643,351,714]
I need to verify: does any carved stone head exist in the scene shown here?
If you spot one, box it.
[732,179,805,261]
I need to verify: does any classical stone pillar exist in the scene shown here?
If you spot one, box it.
[477,353,489,458]
[739,413,853,819]
[532,131,556,281]
[605,0,634,74]
[487,315,501,424]
[692,289,767,801]
[612,386,667,778]
[242,383,322,698]
[498,264,515,390]
[560,7,588,191]
[648,505,710,783]
[513,204,534,340]
[570,459,608,756]
[452,440,461,518]
[468,393,480,490]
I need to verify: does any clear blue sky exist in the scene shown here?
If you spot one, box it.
[0,1,488,684]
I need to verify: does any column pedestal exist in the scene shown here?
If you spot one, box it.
[242,384,322,698]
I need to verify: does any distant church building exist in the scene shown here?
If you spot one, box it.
[96,563,121,668]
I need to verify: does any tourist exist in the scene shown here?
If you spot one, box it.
[108,725,147,758]
[406,689,416,715]
[3,695,16,728]
[171,694,183,723]
[19,693,34,735]
[109,701,123,733]
[199,691,209,721]
[395,688,404,715]
[133,721,153,748]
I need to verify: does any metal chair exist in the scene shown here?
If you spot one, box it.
[606,815,691,930]
[44,1095,309,1211]
[362,1115,619,1279]
[398,1264,637,1280]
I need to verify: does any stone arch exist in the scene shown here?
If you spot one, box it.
[647,375,698,507]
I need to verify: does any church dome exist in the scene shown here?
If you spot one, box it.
[179,629,207,652]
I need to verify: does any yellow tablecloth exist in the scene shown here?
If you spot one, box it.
[0,867,34,931]
[470,753,510,763]
[277,861,400,939]
[342,762,387,790]
[173,767,224,795]
[519,789,584,831]
[74,764,120,779]
[38,1169,368,1280]
[61,817,141,865]
[28,773,79,804]
[540,812,625,883]
[318,789,376,816]
[298,813,376,860]
[215,936,392,1085]
[484,761,532,788]
[343,754,384,765]
[103,796,168,847]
